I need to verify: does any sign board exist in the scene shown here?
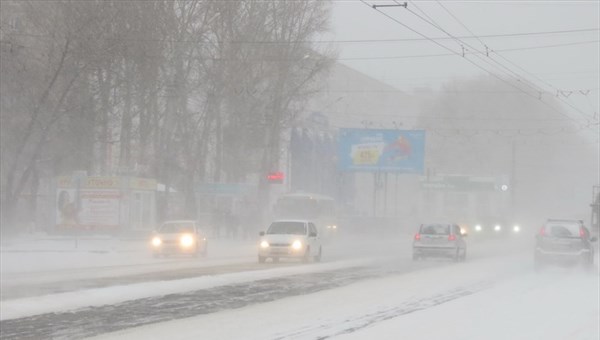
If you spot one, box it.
[338,129,425,173]
[56,188,121,228]
[420,176,503,192]
[78,190,121,227]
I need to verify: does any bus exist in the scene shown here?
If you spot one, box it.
[273,193,339,238]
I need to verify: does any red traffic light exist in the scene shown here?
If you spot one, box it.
[267,171,284,183]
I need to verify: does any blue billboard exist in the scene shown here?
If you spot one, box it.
[338,129,425,173]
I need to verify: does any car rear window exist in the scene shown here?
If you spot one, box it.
[267,221,306,235]
[545,223,581,238]
[420,224,450,235]
[160,222,194,233]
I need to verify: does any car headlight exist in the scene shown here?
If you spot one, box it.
[494,225,501,232]
[475,225,482,232]
[332,225,337,229]
[180,234,195,247]
[513,225,520,232]
[151,237,162,247]
[460,228,467,235]
[292,240,302,250]
[260,240,269,248]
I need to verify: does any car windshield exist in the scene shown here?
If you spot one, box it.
[267,221,306,235]
[545,223,581,238]
[160,222,195,233]
[420,224,450,235]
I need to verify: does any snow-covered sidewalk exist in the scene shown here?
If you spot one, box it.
[1,234,258,274]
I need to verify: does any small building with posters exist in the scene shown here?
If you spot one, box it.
[48,174,157,234]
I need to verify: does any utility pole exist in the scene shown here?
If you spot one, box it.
[510,140,516,220]
[592,185,600,233]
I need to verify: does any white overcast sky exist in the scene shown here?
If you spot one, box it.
[324,0,599,131]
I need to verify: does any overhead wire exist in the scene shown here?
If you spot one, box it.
[399,1,596,124]
[406,1,565,99]
[335,40,599,60]
[432,0,599,122]
[5,27,599,44]
[360,0,578,124]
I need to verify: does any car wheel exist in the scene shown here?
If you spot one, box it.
[453,249,460,262]
[582,253,594,270]
[314,247,322,262]
[258,256,266,263]
[302,247,311,263]
[534,257,544,272]
[461,248,467,262]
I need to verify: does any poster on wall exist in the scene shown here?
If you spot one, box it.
[338,129,425,174]
[78,190,121,228]
[56,189,78,228]
[55,176,122,230]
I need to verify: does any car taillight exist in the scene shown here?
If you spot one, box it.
[414,233,421,241]
[539,226,546,236]
[579,228,585,238]
[448,234,456,241]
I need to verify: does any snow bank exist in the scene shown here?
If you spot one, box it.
[1,258,374,321]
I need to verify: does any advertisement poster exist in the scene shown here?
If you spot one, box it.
[56,189,78,228]
[55,176,122,229]
[78,190,121,228]
[338,129,425,173]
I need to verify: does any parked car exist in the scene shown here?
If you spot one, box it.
[258,220,322,263]
[534,219,597,270]
[413,223,467,262]
[151,220,208,257]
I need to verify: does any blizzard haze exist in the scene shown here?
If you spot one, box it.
[0,1,599,340]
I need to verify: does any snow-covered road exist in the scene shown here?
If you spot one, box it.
[87,245,597,340]
[1,233,597,340]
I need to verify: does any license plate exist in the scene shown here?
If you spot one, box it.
[271,249,287,254]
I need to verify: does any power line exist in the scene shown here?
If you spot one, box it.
[429,1,598,122]
[360,0,596,133]
[317,88,599,95]
[336,40,599,60]
[393,1,597,124]
[329,111,592,122]
[5,27,599,44]
[7,38,596,62]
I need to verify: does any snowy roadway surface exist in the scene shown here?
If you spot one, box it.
[1,233,598,340]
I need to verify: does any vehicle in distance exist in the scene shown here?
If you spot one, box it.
[534,219,597,270]
[469,219,522,237]
[413,223,467,262]
[273,193,339,239]
[258,220,322,263]
[151,220,208,257]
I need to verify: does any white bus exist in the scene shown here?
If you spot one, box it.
[273,193,339,237]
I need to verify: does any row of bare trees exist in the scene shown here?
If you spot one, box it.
[0,0,334,231]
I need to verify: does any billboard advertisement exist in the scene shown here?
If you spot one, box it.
[338,129,425,173]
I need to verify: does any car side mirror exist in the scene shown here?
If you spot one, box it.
[259,231,265,236]
[590,236,597,242]
[309,232,317,237]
